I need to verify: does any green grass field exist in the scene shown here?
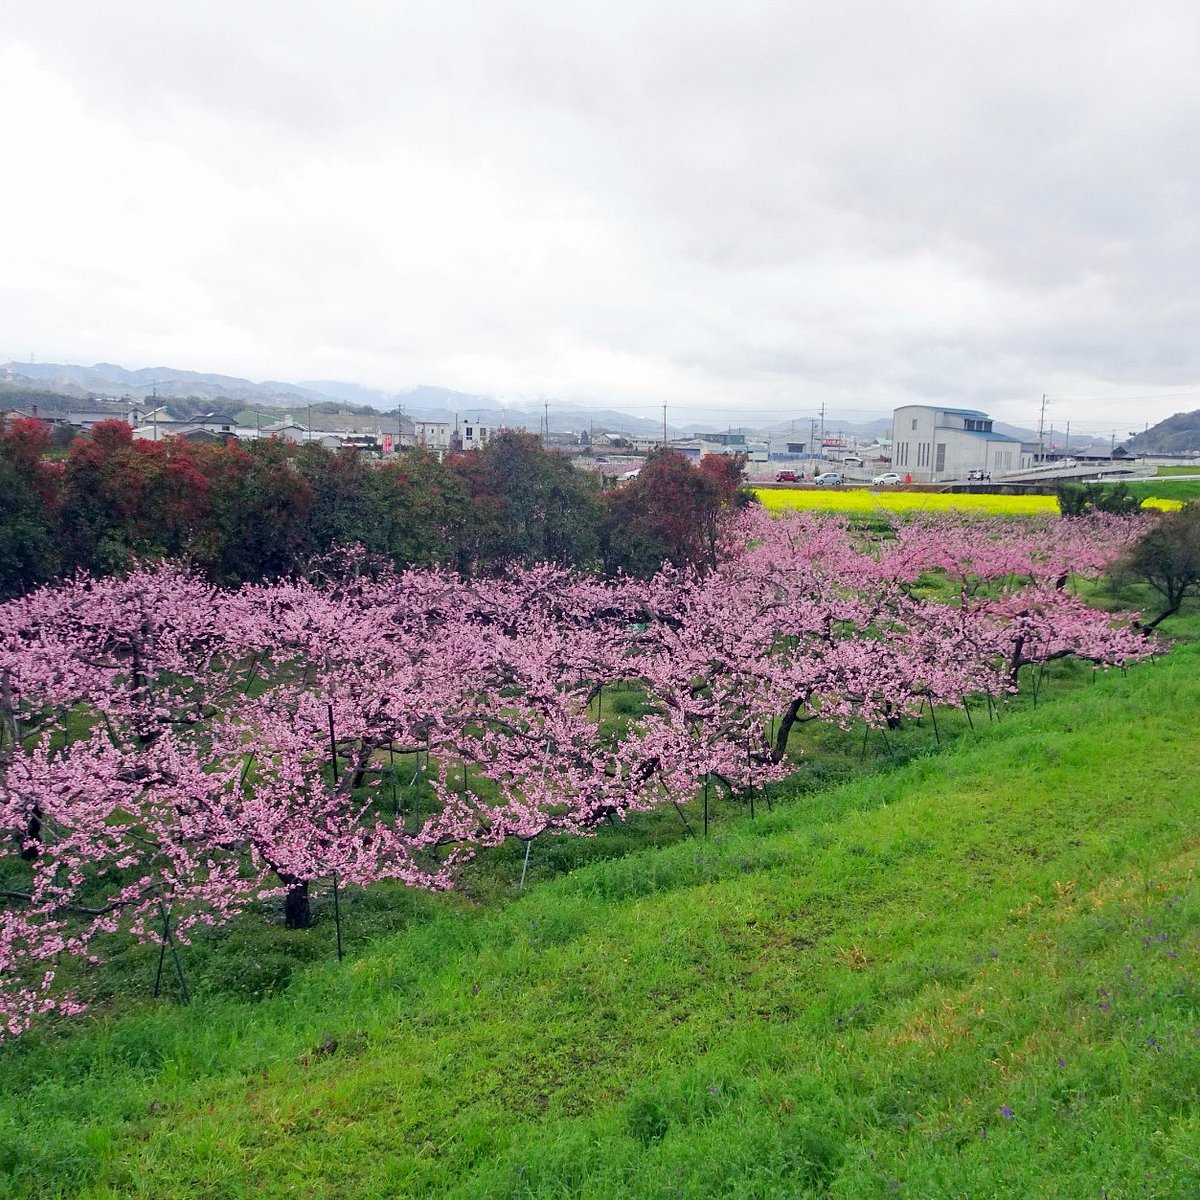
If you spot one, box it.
[1127,478,1200,505]
[3,624,1199,1197]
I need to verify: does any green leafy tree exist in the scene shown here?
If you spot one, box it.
[448,431,601,572]
[0,458,58,596]
[368,448,466,568]
[295,443,378,554]
[197,438,314,582]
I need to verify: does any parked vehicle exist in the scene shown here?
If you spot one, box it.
[872,471,901,485]
[967,469,992,482]
[775,470,800,482]
[813,472,844,486]
[841,455,864,467]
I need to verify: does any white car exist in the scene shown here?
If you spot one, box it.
[872,471,901,485]
[813,472,844,487]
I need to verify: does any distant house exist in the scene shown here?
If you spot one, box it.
[890,405,1030,482]
[127,411,261,443]
[412,418,491,456]
[1,406,69,426]
[251,420,342,449]
[67,408,140,429]
[341,433,381,453]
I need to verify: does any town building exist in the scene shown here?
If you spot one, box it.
[411,418,491,456]
[890,405,1031,482]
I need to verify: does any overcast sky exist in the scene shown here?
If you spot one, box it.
[3,1,1199,436]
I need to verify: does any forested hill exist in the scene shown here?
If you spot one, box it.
[1125,407,1200,453]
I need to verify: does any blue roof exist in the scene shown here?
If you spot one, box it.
[933,426,1020,442]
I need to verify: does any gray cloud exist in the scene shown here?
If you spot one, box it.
[3,0,1199,432]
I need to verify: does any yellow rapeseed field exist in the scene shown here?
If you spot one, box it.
[752,488,1055,516]
[751,488,1183,515]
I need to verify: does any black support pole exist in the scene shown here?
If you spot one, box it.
[332,872,344,962]
[327,703,339,783]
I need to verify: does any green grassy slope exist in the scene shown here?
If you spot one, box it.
[4,645,1200,1199]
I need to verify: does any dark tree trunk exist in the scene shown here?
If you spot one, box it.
[19,808,42,862]
[283,877,312,929]
[1142,590,1183,631]
[772,697,804,762]
[347,743,375,791]
[1008,629,1028,684]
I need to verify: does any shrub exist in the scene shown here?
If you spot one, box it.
[1056,481,1143,517]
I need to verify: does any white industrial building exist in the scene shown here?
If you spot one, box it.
[890,405,1031,482]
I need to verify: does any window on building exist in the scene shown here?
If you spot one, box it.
[935,443,946,473]
[911,418,918,430]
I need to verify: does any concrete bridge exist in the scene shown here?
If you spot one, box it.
[945,462,1147,488]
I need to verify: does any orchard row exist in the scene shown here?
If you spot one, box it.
[0,508,1155,1035]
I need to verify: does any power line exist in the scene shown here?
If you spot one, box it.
[590,402,896,417]
[1042,390,1200,406]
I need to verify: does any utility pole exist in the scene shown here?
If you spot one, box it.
[544,400,550,442]
[1065,420,1070,456]
[819,402,826,449]
[662,404,668,446]
[1037,393,1047,463]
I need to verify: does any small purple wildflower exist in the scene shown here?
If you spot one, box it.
[1000,1105,1014,1120]
[1057,1058,1066,1069]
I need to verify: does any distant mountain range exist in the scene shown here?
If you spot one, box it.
[0,363,670,435]
[1,360,880,439]
[1,359,1081,446]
